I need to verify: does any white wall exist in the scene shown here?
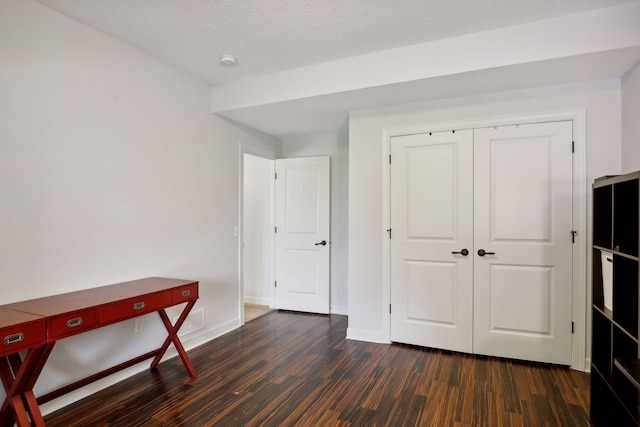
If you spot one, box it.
[348,79,621,344]
[282,132,349,315]
[243,153,272,305]
[622,60,640,173]
[0,0,280,414]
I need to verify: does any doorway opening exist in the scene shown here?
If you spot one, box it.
[240,150,332,324]
[241,150,275,324]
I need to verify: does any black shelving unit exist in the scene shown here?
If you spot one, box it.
[591,172,640,426]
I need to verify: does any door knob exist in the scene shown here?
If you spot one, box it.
[477,249,495,257]
[451,249,469,256]
[315,240,327,246]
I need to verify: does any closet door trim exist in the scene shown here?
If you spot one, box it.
[380,109,587,371]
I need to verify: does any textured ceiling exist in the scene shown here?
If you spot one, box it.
[34,0,637,86]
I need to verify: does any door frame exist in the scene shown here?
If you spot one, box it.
[380,110,587,371]
[238,144,277,326]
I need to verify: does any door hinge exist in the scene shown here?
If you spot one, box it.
[389,304,391,314]
[275,226,278,234]
[572,141,575,153]
[571,321,574,334]
[571,230,577,243]
[389,154,391,165]
[387,228,392,239]
[275,281,277,288]
[275,172,278,179]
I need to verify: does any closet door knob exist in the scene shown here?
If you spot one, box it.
[451,249,469,256]
[477,249,496,257]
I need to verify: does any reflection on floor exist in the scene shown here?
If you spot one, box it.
[244,303,273,322]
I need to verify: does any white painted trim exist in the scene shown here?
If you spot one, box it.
[571,110,588,372]
[242,145,278,161]
[39,316,241,416]
[244,296,271,306]
[331,305,349,316]
[268,160,276,309]
[166,317,242,361]
[381,109,588,371]
[238,145,245,326]
[381,131,392,344]
[346,327,384,343]
[238,144,277,326]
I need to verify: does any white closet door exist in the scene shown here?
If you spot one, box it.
[473,122,573,365]
[390,130,474,353]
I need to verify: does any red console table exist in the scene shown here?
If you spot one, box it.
[0,308,46,427]
[0,277,199,427]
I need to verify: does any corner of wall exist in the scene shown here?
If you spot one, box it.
[622,60,640,173]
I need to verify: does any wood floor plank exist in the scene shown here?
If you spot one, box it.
[45,311,590,426]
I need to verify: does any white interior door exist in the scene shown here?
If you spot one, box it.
[473,122,573,365]
[275,156,330,314]
[390,130,474,353]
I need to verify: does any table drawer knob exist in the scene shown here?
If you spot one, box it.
[181,290,191,297]
[4,332,25,346]
[133,302,145,310]
[67,317,84,328]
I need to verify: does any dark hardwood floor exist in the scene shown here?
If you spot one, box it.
[45,311,590,426]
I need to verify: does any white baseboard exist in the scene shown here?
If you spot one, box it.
[346,327,384,343]
[39,317,242,417]
[330,305,348,316]
[244,296,270,306]
[165,317,241,360]
[39,361,152,416]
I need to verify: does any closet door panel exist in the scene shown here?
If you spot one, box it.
[390,130,474,353]
[473,122,573,365]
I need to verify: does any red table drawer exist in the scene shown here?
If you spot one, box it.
[173,283,198,304]
[99,291,172,324]
[1,321,45,356]
[49,309,98,340]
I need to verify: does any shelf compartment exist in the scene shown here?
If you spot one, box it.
[613,255,639,338]
[612,326,639,419]
[613,179,639,257]
[612,395,638,427]
[594,184,613,249]
[615,357,640,421]
[613,325,638,362]
[591,369,613,427]
[594,307,613,380]
[613,328,640,419]
[594,248,616,311]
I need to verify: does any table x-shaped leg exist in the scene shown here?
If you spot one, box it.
[0,344,51,427]
[150,299,197,378]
